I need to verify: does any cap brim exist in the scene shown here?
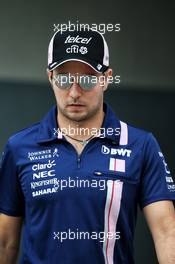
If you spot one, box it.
[48,58,108,73]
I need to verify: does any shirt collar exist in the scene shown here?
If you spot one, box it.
[36,103,121,145]
[101,103,121,144]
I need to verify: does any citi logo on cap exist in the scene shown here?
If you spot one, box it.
[66,45,88,54]
[65,35,92,44]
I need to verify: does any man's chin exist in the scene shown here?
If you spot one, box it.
[64,110,88,122]
[66,113,88,122]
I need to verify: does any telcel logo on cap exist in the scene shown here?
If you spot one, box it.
[65,35,92,44]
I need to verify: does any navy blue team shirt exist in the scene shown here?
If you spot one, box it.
[0,103,175,264]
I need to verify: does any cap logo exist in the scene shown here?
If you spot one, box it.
[66,45,88,54]
[65,35,92,44]
[79,46,88,54]
[97,64,102,70]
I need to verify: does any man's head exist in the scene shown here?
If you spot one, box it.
[47,28,112,123]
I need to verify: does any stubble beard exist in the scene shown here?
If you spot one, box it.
[58,101,102,123]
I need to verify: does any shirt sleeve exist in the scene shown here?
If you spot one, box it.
[0,140,24,216]
[139,133,175,210]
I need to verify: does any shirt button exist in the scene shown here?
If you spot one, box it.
[94,171,102,176]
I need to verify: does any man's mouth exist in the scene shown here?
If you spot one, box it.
[67,103,85,107]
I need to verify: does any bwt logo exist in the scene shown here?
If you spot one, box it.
[66,45,88,54]
[101,145,132,157]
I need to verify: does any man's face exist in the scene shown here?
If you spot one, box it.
[48,61,111,122]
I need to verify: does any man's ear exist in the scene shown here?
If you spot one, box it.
[47,69,53,85]
[103,68,113,91]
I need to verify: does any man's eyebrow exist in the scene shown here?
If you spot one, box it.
[55,72,69,74]
[86,73,98,75]
[78,73,99,76]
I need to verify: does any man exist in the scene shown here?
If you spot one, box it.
[0,28,175,264]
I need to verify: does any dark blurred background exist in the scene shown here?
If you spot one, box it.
[0,1,175,263]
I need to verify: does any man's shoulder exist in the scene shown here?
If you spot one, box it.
[121,120,153,144]
[106,104,151,141]
[7,122,41,148]
[127,122,149,136]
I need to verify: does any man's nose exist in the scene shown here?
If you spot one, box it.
[68,82,83,99]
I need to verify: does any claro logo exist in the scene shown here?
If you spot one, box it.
[32,160,56,171]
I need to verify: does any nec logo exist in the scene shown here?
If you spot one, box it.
[33,170,55,180]
[101,145,132,157]
[65,35,92,44]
